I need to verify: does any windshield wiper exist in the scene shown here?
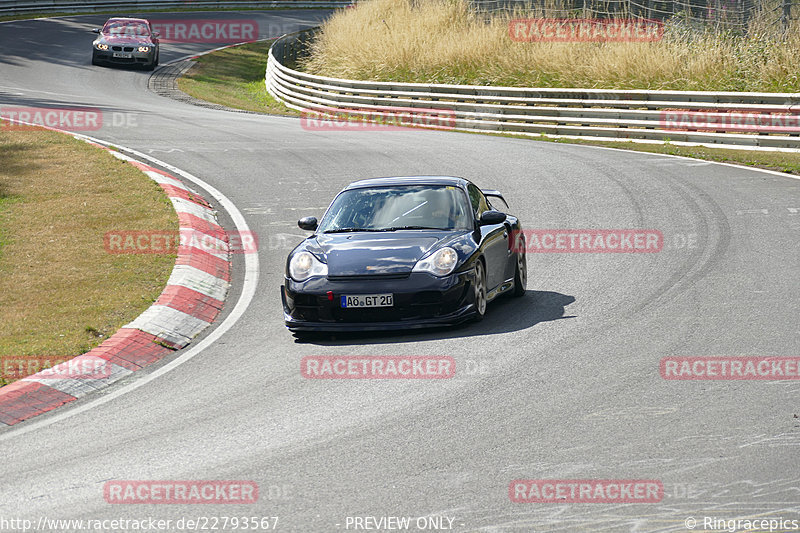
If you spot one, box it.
[374,226,448,231]
[323,228,383,233]
[324,226,449,233]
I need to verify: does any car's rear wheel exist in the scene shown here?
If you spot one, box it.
[513,236,527,297]
[473,260,487,321]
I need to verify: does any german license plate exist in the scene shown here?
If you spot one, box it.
[340,294,393,308]
[113,52,132,58]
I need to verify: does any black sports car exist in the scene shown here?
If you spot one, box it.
[281,176,527,332]
[91,18,160,70]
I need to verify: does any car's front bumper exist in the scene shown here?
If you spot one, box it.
[93,47,155,65]
[282,270,478,332]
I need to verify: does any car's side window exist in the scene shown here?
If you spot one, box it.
[467,184,489,217]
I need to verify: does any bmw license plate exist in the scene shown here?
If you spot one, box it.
[340,294,393,308]
[113,52,132,58]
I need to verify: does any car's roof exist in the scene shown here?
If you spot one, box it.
[104,17,150,24]
[345,176,470,190]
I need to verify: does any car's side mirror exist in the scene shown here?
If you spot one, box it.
[91,28,101,33]
[152,31,160,38]
[298,216,318,231]
[479,210,507,225]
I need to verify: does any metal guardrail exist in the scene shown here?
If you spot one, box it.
[0,0,351,16]
[266,30,800,151]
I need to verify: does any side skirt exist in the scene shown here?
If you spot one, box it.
[487,278,514,301]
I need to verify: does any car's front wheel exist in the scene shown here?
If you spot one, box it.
[473,260,487,321]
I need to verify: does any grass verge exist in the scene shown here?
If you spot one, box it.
[0,128,177,385]
[522,137,800,175]
[177,40,294,115]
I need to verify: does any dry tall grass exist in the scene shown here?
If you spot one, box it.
[302,0,800,91]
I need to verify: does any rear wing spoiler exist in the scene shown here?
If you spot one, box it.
[481,189,509,209]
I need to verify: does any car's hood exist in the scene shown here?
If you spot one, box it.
[99,34,154,46]
[311,231,453,276]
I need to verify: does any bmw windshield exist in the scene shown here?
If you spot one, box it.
[103,21,151,37]
[318,185,474,233]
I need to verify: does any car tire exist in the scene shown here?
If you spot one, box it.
[153,51,159,67]
[472,259,487,321]
[91,54,101,66]
[143,61,155,71]
[512,235,527,297]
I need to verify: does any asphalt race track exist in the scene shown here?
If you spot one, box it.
[0,10,798,532]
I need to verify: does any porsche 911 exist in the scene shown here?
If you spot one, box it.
[281,176,527,332]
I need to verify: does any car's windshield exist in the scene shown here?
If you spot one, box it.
[318,185,473,233]
[103,21,150,37]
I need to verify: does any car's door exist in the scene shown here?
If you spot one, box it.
[467,183,508,292]
[486,195,518,284]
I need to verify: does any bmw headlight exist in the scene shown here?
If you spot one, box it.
[289,251,328,282]
[95,43,109,50]
[137,46,150,52]
[413,246,458,277]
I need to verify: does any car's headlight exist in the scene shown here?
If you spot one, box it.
[289,251,328,282]
[137,46,150,52]
[95,43,109,50]
[412,246,458,277]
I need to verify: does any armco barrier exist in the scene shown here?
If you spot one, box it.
[0,0,351,16]
[265,30,800,151]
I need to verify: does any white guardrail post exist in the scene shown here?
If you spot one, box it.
[266,30,800,152]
